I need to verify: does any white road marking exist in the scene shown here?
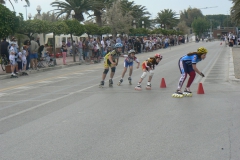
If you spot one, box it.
[0,84,98,122]
[37,81,53,84]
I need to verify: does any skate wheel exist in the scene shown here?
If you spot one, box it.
[117,83,121,86]
[172,94,176,97]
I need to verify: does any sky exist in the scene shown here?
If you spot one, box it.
[4,0,233,20]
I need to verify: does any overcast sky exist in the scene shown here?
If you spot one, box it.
[5,0,233,20]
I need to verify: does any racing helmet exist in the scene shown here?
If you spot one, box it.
[128,49,136,54]
[114,43,123,48]
[155,53,162,59]
[197,47,208,54]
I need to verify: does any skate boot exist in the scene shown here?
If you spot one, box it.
[172,90,183,98]
[11,74,18,78]
[117,79,123,86]
[128,77,132,85]
[135,83,142,91]
[109,79,113,87]
[146,82,151,90]
[99,81,104,88]
[183,88,192,97]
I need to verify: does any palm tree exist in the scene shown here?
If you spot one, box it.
[89,0,114,26]
[155,9,178,29]
[51,0,92,22]
[230,0,240,24]
[120,0,151,28]
[0,0,30,10]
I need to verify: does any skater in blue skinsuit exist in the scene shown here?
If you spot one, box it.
[174,47,207,97]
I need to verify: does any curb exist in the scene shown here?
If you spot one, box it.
[228,47,240,84]
[0,62,82,80]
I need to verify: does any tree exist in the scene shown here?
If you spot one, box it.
[192,17,210,37]
[64,19,85,62]
[105,0,133,37]
[17,19,49,39]
[156,9,178,29]
[0,4,19,39]
[0,0,30,10]
[98,26,111,37]
[180,7,203,28]
[0,4,19,55]
[89,0,114,26]
[33,12,60,22]
[48,21,69,58]
[84,23,99,37]
[120,0,151,28]
[51,0,91,22]
[177,21,189,34]
[230,0,240,25]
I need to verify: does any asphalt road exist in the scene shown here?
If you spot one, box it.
[0,41,239,160]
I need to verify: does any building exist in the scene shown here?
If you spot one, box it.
[213,27,238,39]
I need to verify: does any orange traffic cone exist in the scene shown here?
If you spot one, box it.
[160,78,166,88]
[197,83,204,94]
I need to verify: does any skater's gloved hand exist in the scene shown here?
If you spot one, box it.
[200,72,205,77]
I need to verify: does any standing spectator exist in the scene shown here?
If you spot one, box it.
[36,37,40,46]
[78,38,83,62]
[66,38,71,56]
[9,42,18,77]
[24,40,31,70]
[83,38,89,63]
[101,37,105,57]
[0,38,9,62]
[88,38,94,63]
[30,37,39,70]
[61,41,67,65]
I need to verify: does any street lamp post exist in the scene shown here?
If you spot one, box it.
[71,10,75,19]
[28,13,32,20]
[133,20,136,29]
[23,5,28,20]
[36,5,44,45]
[36,5,42,20]
[70,10,76,62]
[142,21,144,28]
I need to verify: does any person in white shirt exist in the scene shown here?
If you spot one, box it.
[9,42,17,77]
[101,38,105,57]
[18,45,28,75]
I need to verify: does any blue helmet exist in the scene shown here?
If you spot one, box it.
[114,43,123,48]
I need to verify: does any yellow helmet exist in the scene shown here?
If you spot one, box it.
[197,47,208,54]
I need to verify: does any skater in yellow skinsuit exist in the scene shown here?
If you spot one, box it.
[99,43,123,87]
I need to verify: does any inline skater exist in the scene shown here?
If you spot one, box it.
[99,43,123,87]
[117,49,140,85]
[135,54,162,90]
[172,47,207,98]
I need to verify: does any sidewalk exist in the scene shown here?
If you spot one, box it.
[229,46,240,84]
[0,55,84,80]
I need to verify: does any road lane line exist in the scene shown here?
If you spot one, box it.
[0,84,98,122]
[0,66,101,92]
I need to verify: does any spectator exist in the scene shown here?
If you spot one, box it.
[78,38,83,62]
[83,38,89,63]
[0,38,9,62]
[101,37,105,57]
[24,40,31,70]
[61,41,67,65]
[66,38,71,56]
[229,39,234,47]
[30,37,39,70]
[88,38,94,63]
[36,37,40,46]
